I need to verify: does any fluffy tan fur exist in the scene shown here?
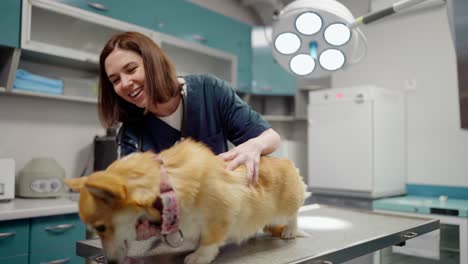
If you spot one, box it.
[65,139,308,264]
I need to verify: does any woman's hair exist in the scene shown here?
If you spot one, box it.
[98,31,180,128]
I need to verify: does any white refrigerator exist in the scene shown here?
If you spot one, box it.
[308,86,406,198]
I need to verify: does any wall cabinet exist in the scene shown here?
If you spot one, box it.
[0,214,86,264]
[0,219,29,262]
[30,214,86,264]
[22,0,153,65]
[251,27,296,95]
[0,0,238,103]
[54,0,252,91]
[0,0,21,48]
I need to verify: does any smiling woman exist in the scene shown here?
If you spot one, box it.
[97,31,281,187]
[105,49,148,109]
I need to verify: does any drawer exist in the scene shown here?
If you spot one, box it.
[30,214,86,264]
[0,219,29,258]
[0,254,29,264]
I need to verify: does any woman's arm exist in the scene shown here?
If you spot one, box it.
[218,128,281,186]
[251,128,281,155]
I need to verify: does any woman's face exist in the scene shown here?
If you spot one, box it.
[105,48,147,108]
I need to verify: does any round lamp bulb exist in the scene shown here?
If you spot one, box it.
[324,23,351,46]
[290,54,316,76]
[319,49,345,71]
[274,32,301,55]
[295,12,323,36]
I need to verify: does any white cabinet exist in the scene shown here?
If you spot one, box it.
[307,86,406,198]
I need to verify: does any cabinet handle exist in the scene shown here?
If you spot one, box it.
[44,257,71,264]
[45,223,75,232]
[87,2,108,11]
[192,34,207,42]
[0,232,16,238]
[401,231,418,239]
[91,254,106,263]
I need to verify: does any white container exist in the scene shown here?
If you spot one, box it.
[307,86,405,198]
[0,159,15,201]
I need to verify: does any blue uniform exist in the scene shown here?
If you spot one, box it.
[117,74,271,156]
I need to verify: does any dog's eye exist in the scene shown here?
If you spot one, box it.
[95,225,106,233]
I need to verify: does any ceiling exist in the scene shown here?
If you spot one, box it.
[239,0,295,25]
[240,0,371,25]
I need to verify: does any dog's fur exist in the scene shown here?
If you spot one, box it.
[65,139,308,264]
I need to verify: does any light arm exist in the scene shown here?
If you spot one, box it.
[351,0,429,28]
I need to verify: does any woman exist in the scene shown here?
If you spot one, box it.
[98,31,281,186]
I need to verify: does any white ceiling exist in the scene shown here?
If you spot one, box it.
[190,0,371,26]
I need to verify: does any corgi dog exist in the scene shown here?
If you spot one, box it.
[65,139,308,264]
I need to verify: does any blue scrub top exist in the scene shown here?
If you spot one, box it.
[118,74,271,156]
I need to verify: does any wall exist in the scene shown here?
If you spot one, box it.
[332,4,468,187]
[0,96,104,178]
[0,0,257,181]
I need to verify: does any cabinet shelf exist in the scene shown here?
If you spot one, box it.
[263,115,296,122]
[5,89,97,104]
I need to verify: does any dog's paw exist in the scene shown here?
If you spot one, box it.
[281,225,297,240]
[184,248,217,264]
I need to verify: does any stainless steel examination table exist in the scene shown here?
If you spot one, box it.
[76,204,439,264]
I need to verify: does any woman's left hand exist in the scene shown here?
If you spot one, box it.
[218,139,263,186]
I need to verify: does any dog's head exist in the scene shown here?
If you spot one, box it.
[65,152,164,263]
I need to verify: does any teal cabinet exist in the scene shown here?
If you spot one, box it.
[0,0,21,47]
[251,45,296,95]
[58,0,161,31]
[0,213,87,264]
[30,214,86,264]
[155,1,252,91]
[1,255,29,264]
[0,219,29,259]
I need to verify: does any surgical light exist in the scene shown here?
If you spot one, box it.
[295,12,322,35]
[274,32,301,54]
[272,0,433,79]
[324,23,351,46]
[319,49,345,71]
[290,54,316,75]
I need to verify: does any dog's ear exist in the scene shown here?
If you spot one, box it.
[84,173,127,203]
[64,177,87,191]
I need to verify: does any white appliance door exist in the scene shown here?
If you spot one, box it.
[308,99,373,192]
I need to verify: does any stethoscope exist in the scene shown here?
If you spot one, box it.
[179,86,188,142]
[117,85,188,159]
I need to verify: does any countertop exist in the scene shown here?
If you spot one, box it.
[0,193,79,221]
[373,195,468,217]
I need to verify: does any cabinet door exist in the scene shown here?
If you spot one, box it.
[214,28,251,92]
[153,0,209,44]
[30,214,86,264]
[0,255,29,264]
[252,45,296,95]
[308,99,374,192]
[0,0,21,47]
[60,0,164,31]
[0,219,29,258]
